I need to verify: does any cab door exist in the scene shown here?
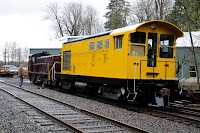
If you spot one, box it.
[141,33,160,79]
[147,33,157,67]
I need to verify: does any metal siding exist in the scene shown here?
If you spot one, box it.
[176,47,200,79]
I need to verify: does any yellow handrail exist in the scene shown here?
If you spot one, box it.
[48,62,61,84]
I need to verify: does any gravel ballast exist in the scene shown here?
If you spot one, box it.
[0,88,46,133]
[1,76,200,133]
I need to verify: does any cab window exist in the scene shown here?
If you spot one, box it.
[115,35,123,49]
[159,34,174,58]
[131,32,146,44]
[130,44,145,57]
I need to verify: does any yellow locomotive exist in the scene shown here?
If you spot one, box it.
[54,20,184,107]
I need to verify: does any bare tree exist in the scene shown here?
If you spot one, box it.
[93,20,105,34]
[45,2,64,38]
[16,47,22,66]
[130,0,173,23]
[83,5,97,35]
[10,42,17,65]
[6,42,11,64]
[154,0,173,20]
[82,5,105,35]
[187,14,200,90]
[62,2,84,36]
[131,0,155,23]
[3,44,8,65]
[45,2,103,37]
[23,47,29,67]
[1,42,29,67]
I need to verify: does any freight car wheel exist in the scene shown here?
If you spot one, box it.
[52,80,56,86]
[52,79,60,87]
[29,75,36,83]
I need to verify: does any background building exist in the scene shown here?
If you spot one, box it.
[29,36,82,55]
[176,32,200,89]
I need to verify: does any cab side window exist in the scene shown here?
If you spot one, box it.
[129,32,146,57]
[115,35,123,49]
[131,32,146,43]
[159,34,174,58]
[105,39,109,48]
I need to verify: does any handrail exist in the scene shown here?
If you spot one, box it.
[133,60,184,95]
[126,59,140,101]
[179,62,183,94]
[48,62,61,83]
[47,63,50,83]
[132,60,141,100]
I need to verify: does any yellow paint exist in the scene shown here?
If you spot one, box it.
[61,20,183,81]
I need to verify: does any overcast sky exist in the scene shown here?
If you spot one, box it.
[0,0,109,51]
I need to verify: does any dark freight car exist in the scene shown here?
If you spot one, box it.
[28,52,61,84]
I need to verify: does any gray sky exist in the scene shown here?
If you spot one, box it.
[0,0,109,49]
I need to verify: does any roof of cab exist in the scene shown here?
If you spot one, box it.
[110,20,184,37]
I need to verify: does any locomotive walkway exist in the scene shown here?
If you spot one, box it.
[0,80,149,133]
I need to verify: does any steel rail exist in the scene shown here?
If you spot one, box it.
[148,108,200,126]
[0,81,150,133]
[0,86,84,133]
[169,103,200,113]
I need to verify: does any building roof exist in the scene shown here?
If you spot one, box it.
[176,31,200,47]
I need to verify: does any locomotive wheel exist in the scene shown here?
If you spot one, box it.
[118,91,126,101]
[98,85,104,96]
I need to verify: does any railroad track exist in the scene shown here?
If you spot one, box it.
[83,92,200,128]
[144,103,200,128]
[0,81,149,133]
[50,84,200,128]
[169,101,200,116]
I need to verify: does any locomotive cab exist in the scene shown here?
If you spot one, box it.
[122,21,183,106]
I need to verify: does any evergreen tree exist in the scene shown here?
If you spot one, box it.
[166,0,200,31]
[104,0,130,31]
